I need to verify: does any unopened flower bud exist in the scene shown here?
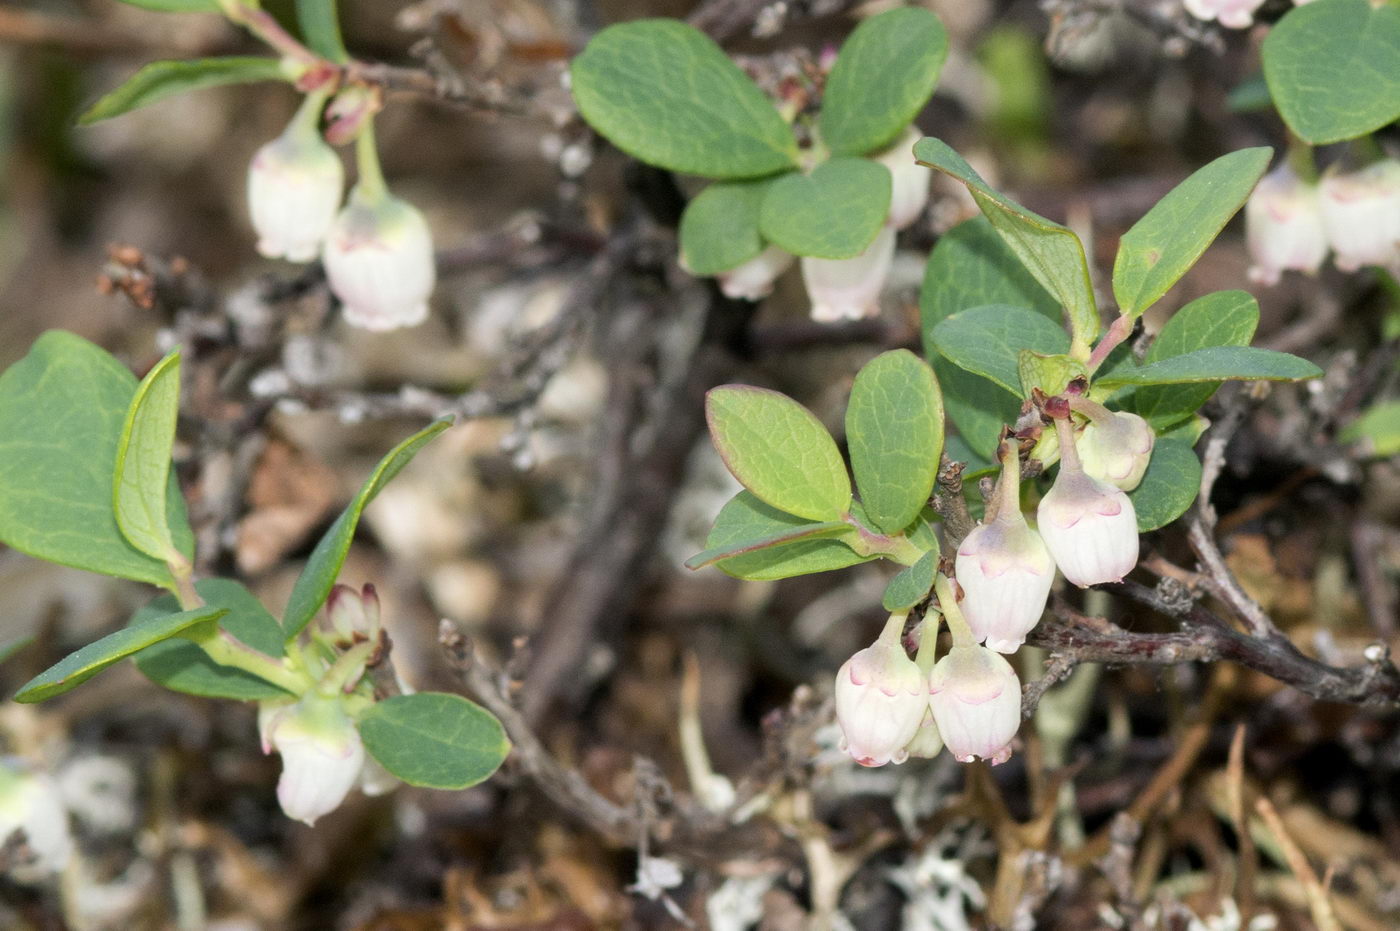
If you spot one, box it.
[1245,163,1328,286]
[247,97,344,263]
[323,189,436,331]
[1318,160,1400,273]
[1077,409,1154,491]
[803,225,896,323]
[0,760,72,882]
[956,451,1054,653]
[259,695,365,826]
[834,619,927,767]
[1182,0,1265,29]
[716,246,794,301]
[901,708,944,759]
[928,644,1021,765]
[324,84,384,147]
[1038,418,1140,587]
[873,127,931,231]
[326,583,381,646]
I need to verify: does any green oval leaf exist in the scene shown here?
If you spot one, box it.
[1341,401,1400,458]
[0,332,194,587]
[295,0,349,63]
[113,349,184,564]
[133,580,291,701]
[80,57,289,125]
[358,692,510,790]
[705,491,871,581]
[758,157,891,259]
[1127,437,1201,532]
[882,548,938,612]
[685,519,851,571]
[1112,148,1272,319]
[1262,0,1400,145]
[1117,290,1259,428]
[15,606,226,703]
[818,7,948,156]
[1018,350,1085,398]
[680,179,772,275]
[282,418,453,639]
[920,217,1059,459]
[1093,346,1322,389]
[569,20,798,179]
[846,350,944,534]
[915,136,1098,349]
[706,386,852,521]
[929,304,1071,396]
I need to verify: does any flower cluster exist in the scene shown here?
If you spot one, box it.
[834,578,1021,768]
[247,82,436,331]
[710,125,931,322]
[1246,159,1400,285]
[258,584,396,826]
[835,401,1153,769]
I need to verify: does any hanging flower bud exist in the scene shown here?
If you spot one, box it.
[1245,163,1328,286]
[1037,416,1139,587]
[901,708,944,759]
[247,94,344,263]
[716,246,794,301]
[259,695,365,826]
[0,759,72,882]
[323,187,436,331]
[1182,0,1266,29]
[1318,160,1400,273]
[833,615,927,767]
[1074,402,1155,492]
[325,583,382,646]
[873,127,931,231]
[956,445,1055,653]
[803,225,896,323]
[928,644,1021,765]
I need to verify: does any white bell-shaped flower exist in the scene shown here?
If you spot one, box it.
[1318,159,1400,273]
[802,225,896,323]
[1076,406,1155,492]
[717,246,794,301]
[248,95,344,263]
[0,759,72,883]
[1245,163,1328,286]
[873,127,931,231]
[1038,417,1140,587]
[1182,0,1266,28]
[259,695,365,826]
[927,644,1021,765]
[956,447,1055,653]
[326,582,381,646]
[833,615,927,767]
[323,185,436,331]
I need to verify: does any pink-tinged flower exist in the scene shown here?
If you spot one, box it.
[1182,0,1266,29]
[323,188,435,331]
[1037,417,1140,587]
[956,443,1053,653]
[927,644,1021,765]
[873,127,931,231]
[834,625,927,767]
[803,225,896,323]
[259,696,365,826]
[247,98,344,263]
[326,583,381,646]
[1077,410,1155,492]
[0,760,72,882]
[1318,160,1400,274]
[1245,163,1328,286]
[716,246,794,301]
